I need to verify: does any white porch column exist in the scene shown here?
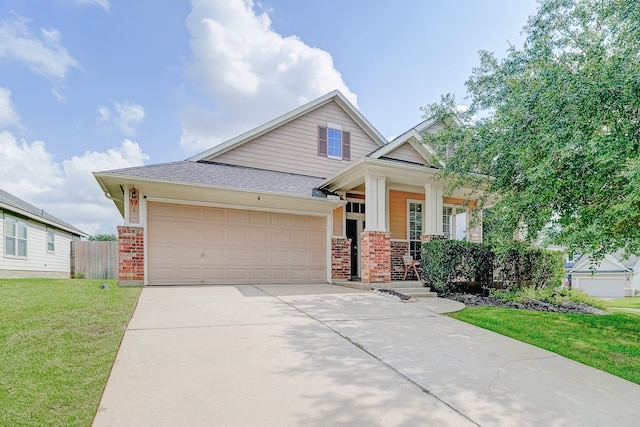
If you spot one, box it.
[364,175,387,231]
[424,184,443,236]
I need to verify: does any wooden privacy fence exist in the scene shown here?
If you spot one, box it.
[71,241,119,279]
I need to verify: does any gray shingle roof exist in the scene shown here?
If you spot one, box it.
[0,188,86,236]
[99,161,328,198]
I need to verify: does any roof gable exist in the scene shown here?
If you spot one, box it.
[570,254,631,273]
[189,90,387,162]
[368,118,445,166]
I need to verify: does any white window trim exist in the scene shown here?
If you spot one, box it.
[47,227,55,253]
[327,122,343,160]
[443,204,467,240]
[407,200,424,259]
[4,215,28,258]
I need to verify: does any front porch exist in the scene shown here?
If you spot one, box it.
[324,158,483,286]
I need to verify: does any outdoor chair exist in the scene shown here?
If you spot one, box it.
[402,255,421,281]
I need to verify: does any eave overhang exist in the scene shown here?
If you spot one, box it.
[0,202,88,237]
[93,172,344,218]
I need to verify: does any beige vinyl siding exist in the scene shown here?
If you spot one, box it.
[209,101,381,178]
[422,121,446,134]
[389,190,423,240]
[384,143,425,164]
[1,213,74,277]
[333,206,344,236]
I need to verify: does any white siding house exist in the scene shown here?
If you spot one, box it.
[1,188,87,278]
[569,253,639,298]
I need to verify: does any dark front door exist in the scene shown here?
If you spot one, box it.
[346,219,358,278]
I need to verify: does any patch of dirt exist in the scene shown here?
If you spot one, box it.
[447,293,608,315]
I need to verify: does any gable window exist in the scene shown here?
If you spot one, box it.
[408,201,423,260]
[5,216,27,257]
[327,127,342,158]
[47,228,55,253]
[317,123,351,160]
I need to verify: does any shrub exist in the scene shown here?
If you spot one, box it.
[491,287,608,310]
[421,240,493,295]
[421,239,565,295]
[493,243,565,289]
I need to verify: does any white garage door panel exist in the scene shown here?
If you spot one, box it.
[575,277,624,298]
[148,202,327,285]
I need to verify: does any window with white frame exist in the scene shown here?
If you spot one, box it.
[47,228,55,252]
[443,206,453,239]
[5,216,28,257]
[443,205,467,240]
[318,123,351,160]
[408,201,423,260]
[327,126,342,158]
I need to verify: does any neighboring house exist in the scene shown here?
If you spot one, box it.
[0,188,87,278]
[569,252,640,298]
[94,90,483,286]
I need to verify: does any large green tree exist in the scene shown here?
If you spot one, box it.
[424,0,640,260]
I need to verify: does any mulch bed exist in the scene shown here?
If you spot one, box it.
[370,288,418,303]
[447,293,608,315]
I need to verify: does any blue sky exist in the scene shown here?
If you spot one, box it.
[0,0,538,235]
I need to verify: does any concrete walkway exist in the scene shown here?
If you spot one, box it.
[94,284,640,426]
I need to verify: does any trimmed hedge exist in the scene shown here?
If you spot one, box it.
[493,243,565,289]
[421,240,493,294]
[421,240,565,295]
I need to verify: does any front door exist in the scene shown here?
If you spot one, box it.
[346,217,365,279]
[346,219,359,279]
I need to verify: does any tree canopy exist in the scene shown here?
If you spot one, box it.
[88,234,118,241]
[423,0,640,260]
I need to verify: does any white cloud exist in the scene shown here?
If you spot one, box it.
[51,87,66,102]
[97,105,111,122]
[181,0,357,151]
[0,131,149,235]
[76,0,111,11]
[97,101,145,136]
[0,87,20,127]
[0,15,79,80]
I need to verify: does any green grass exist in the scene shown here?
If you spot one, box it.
[448,307,640,384]
[607,297,640,310]
[0,279,141,427]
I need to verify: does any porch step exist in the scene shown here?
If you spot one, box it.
[391,287,438,298]
[390,280,425,288]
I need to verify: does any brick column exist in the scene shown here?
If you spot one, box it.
[118,225,144,286]
[361,231,391,284]
[390,241,409,281]
[331,238,352,280]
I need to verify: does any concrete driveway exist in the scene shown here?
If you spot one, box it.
[93,284,640,426]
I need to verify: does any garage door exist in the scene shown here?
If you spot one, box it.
[148,202,327,285]
[574,276,625,298]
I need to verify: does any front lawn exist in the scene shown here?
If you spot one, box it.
[0,279,140,427]
[607,297,640,310]
[448,307,640,385]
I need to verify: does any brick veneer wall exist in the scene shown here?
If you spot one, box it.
[391,241,409,281]
[331,238,352,280]
[361,231,391,284]
[118,226,144,286]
